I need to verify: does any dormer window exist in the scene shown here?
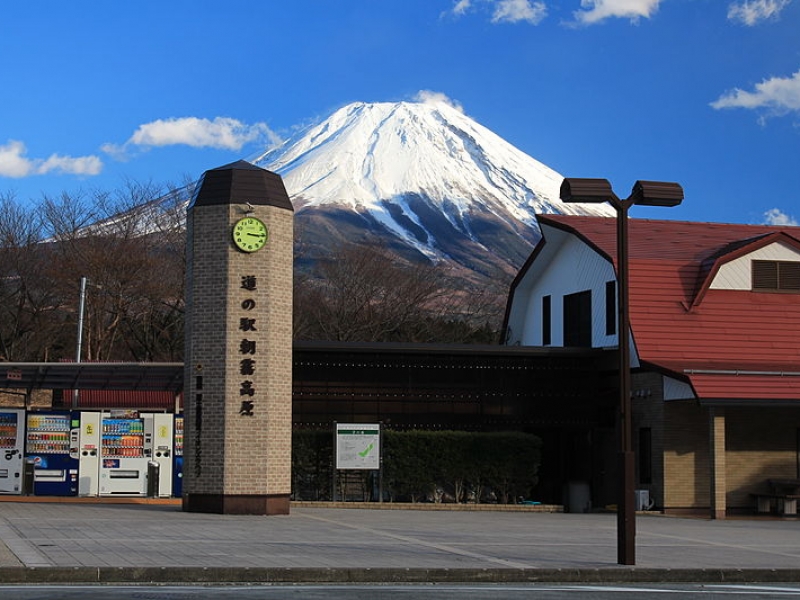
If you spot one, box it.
[752,260,800,292]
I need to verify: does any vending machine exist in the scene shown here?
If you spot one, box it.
[25,411,79,496]
[0,409,24,494]
[149,413,174,498]
[96,411,174,496]
[76,412,100,496]
[172,415,184,497]
[99,411,148,496]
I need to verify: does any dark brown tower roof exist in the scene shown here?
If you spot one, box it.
[190,160,293,211]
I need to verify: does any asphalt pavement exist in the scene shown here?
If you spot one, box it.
[0,499,799,584]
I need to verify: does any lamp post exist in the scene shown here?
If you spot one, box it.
[76,276,88,364]
[73,276,88,409]
[560,178,683,566]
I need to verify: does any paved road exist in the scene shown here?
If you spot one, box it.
[4,584,800,599]
[0,502,799,583]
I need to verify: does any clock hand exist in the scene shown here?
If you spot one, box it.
[246,232,266,237]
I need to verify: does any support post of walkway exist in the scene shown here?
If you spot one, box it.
[709,407,727,519]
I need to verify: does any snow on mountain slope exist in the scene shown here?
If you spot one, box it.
[253,99,613,270]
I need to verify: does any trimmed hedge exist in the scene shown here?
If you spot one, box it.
[291,429,542,504]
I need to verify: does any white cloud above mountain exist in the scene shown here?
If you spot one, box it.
[0,140,102,178]
[413,90,465,113]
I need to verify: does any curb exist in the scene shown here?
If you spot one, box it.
[0,498,563,512]
[291,501,564,512]
[2,567,800,585]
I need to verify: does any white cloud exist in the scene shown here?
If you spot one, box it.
[451,0,472,16]
[444,0,547,24]
[492,0,547,24]
[710,69,800,119]
[727,0,792,26]
[37,154,103,176]
[132,117,276,150]
[104,116,280,159]
[414,90,465,113]
[0,139,102,178]
[0,141,33,177]
[573,0,662,25]
[763,208,798,226]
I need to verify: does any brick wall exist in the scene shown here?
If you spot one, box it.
[184,201,293,503]
[661,401,800,513]
[709,408,726,518]
[663,400,710,510]
[725,407,800,509]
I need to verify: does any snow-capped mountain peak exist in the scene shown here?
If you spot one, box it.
[253,99,613,279]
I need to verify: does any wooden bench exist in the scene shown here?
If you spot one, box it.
[752,480,800,516]
[752,493,799,516]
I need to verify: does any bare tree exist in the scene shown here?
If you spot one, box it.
[116,179,190,360]
[294,242,502,343]
[0,192,67,360]
[37,180,188,361]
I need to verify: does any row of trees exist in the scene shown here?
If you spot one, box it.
[0,181,504,362]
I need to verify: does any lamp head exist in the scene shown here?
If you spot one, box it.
[630,181,684,207]
[560,178,617,204]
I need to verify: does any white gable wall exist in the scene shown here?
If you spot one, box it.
[506,226,618,348]
[711,241,800,290]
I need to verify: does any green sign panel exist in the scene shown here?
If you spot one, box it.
[335,423,380,470]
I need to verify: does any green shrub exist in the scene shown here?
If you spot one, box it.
[292,428,542,504]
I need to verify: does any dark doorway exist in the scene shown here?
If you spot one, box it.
[564,290,592,347]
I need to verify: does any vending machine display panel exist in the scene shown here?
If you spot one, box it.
[100,414,147,495]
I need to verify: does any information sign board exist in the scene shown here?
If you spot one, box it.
[335,423,380,470]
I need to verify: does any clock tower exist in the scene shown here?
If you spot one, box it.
[183,160,293,515]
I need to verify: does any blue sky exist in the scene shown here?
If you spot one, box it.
[1,0,799,225]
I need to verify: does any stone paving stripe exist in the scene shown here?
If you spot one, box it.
[0,521,52,567]
[302,511,537,569]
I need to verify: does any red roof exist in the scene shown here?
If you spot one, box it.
[537,215,800,402]
[681,371,800,404]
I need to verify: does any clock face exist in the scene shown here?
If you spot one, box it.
[232,217,268,253]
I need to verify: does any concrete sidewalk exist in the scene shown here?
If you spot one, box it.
[0,499,799,584]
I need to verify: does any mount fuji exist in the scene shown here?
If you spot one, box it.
[252,98,613,285]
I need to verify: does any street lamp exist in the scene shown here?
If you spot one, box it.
[73,276,89,409]
[74,276,103,408]
[560,178,683,566]
[76,276,88,364]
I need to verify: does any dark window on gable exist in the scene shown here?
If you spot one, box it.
[542,295,552,346]
[605,280,616,336]
[752,260,800,292]
[563,290,592,347]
